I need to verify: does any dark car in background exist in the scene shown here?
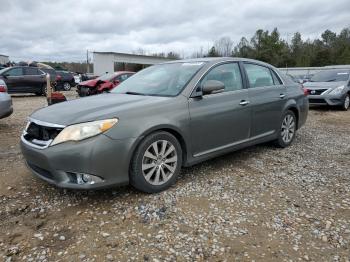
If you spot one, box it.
[0,66,47,95]
[21,58,308,193]
[56,71,76,91]
[77,71,134,96]
[304,69,350,110]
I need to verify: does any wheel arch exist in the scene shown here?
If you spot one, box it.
[130,125,189,167]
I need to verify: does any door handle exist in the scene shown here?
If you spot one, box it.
[239,100,250,106]
[279,94,286,99]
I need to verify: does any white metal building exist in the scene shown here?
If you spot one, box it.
[279,65,350,76]
[0,54,9,65]
[93,52,174,76]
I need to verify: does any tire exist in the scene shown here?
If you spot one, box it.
[130,131,182,193]
[63,82,71,91]
[274,110,297,148]
[341,94,349,111]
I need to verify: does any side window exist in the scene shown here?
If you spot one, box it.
[24,67,39,75]
[202,63,243,92]
[271,69,282,85]
[244,63,274,88]
[7,68,23,76]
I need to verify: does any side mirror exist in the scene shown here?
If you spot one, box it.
[202,80,225,95]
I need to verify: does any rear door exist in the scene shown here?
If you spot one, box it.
[243,63,287,138]
[24,67,45,93]
[188,62,251,157]
[3,67,25,93]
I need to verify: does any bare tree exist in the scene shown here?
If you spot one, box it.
[214,37,234,56]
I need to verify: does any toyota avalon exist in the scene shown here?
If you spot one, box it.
[21,58,308,193]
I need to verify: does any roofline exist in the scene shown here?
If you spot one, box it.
[0,54,9,58]
[93,51,174,60]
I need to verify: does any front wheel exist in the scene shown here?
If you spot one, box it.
[341,94,349,111]
[274,110,297,148]
[130,131,182,193]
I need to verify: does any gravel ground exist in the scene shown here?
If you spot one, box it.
[0,91,349,261]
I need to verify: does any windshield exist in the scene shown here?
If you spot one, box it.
[310,70,350,82]
[0,68,9,75]
[97,73,116,81]
[111,62,204,96]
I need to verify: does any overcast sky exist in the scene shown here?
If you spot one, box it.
[0,0,349,62]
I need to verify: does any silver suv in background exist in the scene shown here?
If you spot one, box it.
[0,79,13,119]
[304,69,350,110]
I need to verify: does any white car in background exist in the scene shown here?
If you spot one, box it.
[0,79,13,119]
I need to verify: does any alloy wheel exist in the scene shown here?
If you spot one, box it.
[63,82,71,91]
[142,140,178,186]
[281,114,295,143]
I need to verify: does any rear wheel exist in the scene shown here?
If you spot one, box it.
[130,131,182,193]
[274,110,297,148]
[341,94,349,111]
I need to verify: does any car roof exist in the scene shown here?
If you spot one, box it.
[161,57,276,68]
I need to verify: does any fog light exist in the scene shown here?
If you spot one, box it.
[76,173,103,185]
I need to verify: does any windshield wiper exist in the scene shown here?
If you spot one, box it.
[326,79,337,82]
[125,91,146,96]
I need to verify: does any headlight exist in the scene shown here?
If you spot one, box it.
[51,118,118,146]
[329,85,345,95]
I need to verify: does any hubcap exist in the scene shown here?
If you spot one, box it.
[142,140,177,186]
[345,96,350,109]
[281,114,295,143]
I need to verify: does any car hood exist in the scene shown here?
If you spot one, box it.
[30,94,171,126]
[303,81,347,89]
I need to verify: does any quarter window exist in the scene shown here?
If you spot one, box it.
[271,70,282,85]
[244,63,274,88]
[202,63,243,92]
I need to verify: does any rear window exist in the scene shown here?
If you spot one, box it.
[24,67,39,75]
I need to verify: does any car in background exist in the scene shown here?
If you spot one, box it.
[56,71,76,91]
[77,71,134,96]
[0,79,13,119]
[21,58,308,193]
[304,69,350,110]
[0,66,47,95]
[40,68,59,89]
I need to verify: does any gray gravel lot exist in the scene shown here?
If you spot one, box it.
[0,91,349,261]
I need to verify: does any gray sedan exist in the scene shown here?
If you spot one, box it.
[21,58,308,193]
[0,79,13,119]
[304,69,350,110]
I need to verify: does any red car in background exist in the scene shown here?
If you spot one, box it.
[77,71,134,97]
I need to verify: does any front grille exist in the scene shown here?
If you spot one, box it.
[309,98,326,104]
[23,122,63,148]
[308,89,328,95]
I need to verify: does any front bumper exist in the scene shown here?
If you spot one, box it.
[0,94,13,119]
[20,134,137,189]
[308,94,345,106]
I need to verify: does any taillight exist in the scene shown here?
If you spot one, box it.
[301,85,308,96]
[56,75,62,81]
[0,84,7,93]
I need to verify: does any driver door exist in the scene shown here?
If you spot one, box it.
[188,62,251,157]
[4,67,25,93]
